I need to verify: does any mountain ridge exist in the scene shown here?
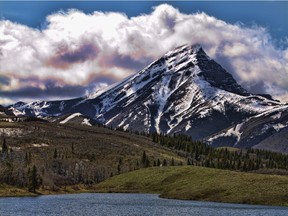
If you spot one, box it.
[6,44,287,151]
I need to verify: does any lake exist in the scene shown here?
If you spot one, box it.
[0,193,288,216]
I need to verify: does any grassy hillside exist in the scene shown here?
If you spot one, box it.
[0,121,184,191]
[0,184,36,197]
[95,165,288,206]
[2,120,288,205]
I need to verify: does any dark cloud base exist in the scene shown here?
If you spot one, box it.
[47,43,98,69]
[0,77,116,105]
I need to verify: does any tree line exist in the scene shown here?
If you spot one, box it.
[149,133,288,172]
[1,124,288,193]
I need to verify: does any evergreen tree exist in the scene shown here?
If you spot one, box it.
[53,148,58,159]
[153,160,157,167]
[2,138,8,154]
[141,151,150,167]
[157,158,161,166]
[142,151,147,165]
[71,143,74,154]
[117,158,122,174]
[243,161,247,172]
[171,158,175,166]
[24,152,30,165]
[163,159,167,166]
[28,165,41,192]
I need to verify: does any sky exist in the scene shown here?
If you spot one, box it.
[0,1,288,105]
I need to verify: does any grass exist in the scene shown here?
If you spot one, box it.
[215,146,240,152]
[0,184,36,197]
[0,121,185,188]
[0,183,97,197]
[94,165,288,206]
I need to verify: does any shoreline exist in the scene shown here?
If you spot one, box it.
[1,189,288,208]
[92,166,288,207]
[2,166,288,207]
[0,184,95,198]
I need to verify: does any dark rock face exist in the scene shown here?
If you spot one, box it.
[0,105,14,116]
[196,48,248,96]
[207,106,288,152]
[8,44,286,151]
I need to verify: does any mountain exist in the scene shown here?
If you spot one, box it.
[0,104,14,117]
[207,105,288,152]
[8,44,284,144]
[56,113,95,126]
[8,99,83,118]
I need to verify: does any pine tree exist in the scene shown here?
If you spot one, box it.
[28,165,41,192]
[24,152,30,165]
[171,158,175,166]
[157,158,161,166]
[2,138,8,154]
[142,151,147,165]
[53,148,58,159]
[163,159,167,166]
[71,143,74,154]
[243,161,247,172]
[117,158,122,174]
[141,151,150,167]
[145,157,150,167]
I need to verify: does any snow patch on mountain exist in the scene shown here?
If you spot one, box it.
[82,118,92,126]
[208,123,243,144]
[60,113,82,124]
[154,74,173,134]
[271,112,282,120]
[273,123,287,132]
[105,114,120,126]
[9,106,25,116]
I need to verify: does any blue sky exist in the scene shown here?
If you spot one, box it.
[1,1,288,45]
[1,1,288,105]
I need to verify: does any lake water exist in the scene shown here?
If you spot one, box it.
[0,193,288,216]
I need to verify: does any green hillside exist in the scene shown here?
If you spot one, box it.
[95,165,288,206]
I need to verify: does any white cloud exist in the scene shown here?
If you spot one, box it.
[0,97,14,105]
[0,3,288,104]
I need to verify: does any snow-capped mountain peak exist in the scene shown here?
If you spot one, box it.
[8,43,283,141]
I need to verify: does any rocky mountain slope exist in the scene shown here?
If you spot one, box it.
[7,44,286,150]
[0,105,14,117]
[207,105,288,152]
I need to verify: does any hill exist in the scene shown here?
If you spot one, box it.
[0,121,184,191]
[95,165,288,206]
